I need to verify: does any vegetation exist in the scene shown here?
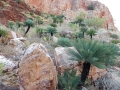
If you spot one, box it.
[86,17,105,30]
[58,69,80,90]
[16,21,23,29]
[15,0,21,4]
[80,27,88,38]
[87,3,95,10]
[0,63,4,75]
[111,39,120,44]
[110,34,119,39]
[57,38,71,47]
[8,21,15,29]
[24,19,34,36]
[87,29,96,40]
[50,23,57,27]
[46,27,57,36]
[36,27,45,38]
[68,39,120,85]
[0,29,8,37]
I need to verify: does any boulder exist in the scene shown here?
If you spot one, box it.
[18,43,57,90]
[54,47,106,81]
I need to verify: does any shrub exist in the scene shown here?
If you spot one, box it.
[50,23,57,27]
[36,27,45,37]
[87,3,95,10]
[58,69,80,90]
[0,63,4,75]
[15,0,21,4]
[110,34,119,39]
[46,27,57,36]
[57,37,71,47]
[8,21,15,29]
[111,40,120,44]
[0,29,8,37]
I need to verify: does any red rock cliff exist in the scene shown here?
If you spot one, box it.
[22,0,117,30]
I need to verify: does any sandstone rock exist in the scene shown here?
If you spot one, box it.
[18,43,57,90]
[54,47,106,81]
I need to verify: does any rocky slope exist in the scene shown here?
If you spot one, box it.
[0,0,40,25]
[22,0,117,30]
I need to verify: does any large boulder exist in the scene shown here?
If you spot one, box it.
[18,43,57,90]
[54,47,106,81]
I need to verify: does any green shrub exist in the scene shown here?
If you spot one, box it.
[30,12,34,16]
[36,27,45,37]
[57,38,71,47]
[111,40,120,44]
[58,69,80,90]
[0,63,4,75]
[15,0,21,4]
[50,23,57,27]
[110,34,119,39]
[87,3,95,10]
[8,21,15,29]
[0,29,8,37]
[51,42,58,47]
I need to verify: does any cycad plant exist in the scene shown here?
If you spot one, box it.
[68,39,120,85]
[36,27,45,38]
[46,27,57,36]
[24,19,34,36]
[87,29,96,40]
[58,69,80,90]
[80,27,88,38]
[57,37,71,47]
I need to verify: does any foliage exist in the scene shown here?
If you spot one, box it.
[24,19,34,27]
[111,39,120,44]
[46,27,57,36]
[76,11,86,19]
[58,69,80,90]
[35,16,43,25]
[8,21,15,29]
[80,27,88,38]
[87,29,96,39]
[110,34,119,39]
[0,63,4,75]
[50,23,57,27]
[16,21,23,29]
[57,37,71,47]
[67,39,120,84]
[0,29,8,37]
[16,0,21,4]
[36,27,45,37]
[85,17,105,30]
[87,3,95,10]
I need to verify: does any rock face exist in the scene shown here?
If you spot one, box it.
[54,47,106,81]
[22,0,117,30]
[18,43,57,90]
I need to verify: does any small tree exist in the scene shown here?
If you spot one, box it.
[87,29,96,40]
[58,69,80,90]
[68,39,120,85]
[8,21,15,29]
[24,19,34,36]
[46,27,57,36]
[80,27,88,38]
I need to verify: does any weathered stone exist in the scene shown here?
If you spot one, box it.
[18,43,57,90]
[54,47,106,81]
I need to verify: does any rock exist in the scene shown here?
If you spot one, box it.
[54,47,106,81]
[53,36,58,43]
[18,43,57,90]
[0,55,16,71]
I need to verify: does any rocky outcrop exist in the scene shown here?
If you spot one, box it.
[22,0,117,30]
[54,47,106,81]
[18,43,57,90]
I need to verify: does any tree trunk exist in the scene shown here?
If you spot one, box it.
[83,32,84,38]
[24,25,30,36]
[81,62,91,85]
[51,32,53,36]
[90,35,92,40]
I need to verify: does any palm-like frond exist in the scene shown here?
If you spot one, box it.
[68,39,120,69]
